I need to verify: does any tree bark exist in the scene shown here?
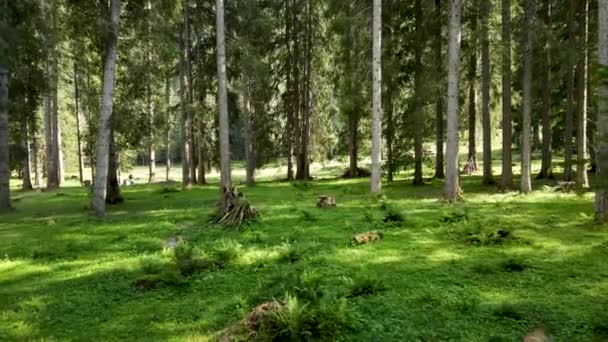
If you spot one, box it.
[74,61,84,184]
[538,0,553,179]
[0,68,10,210]
[348,115,359,177]
[106,130,123,204]
[467,7,478,172]
[480,0,493,184]
[32,122,42,188]
[445,0,463,201]
[179,1,192,188]
[370,0,382,194]
[197,134,206,185]
[216,0,232,190]
[434,0,445,179]
[386,92,394,182]
[576,0,589,188]
[147,82,156,183]
[20,112,33,191]
[413,0,424,185]
[165,78,171,182]
[564,0,577,181]
[243,78,255,185]
[91,0,121,217]
[521,0,534,193]
[597,0,608,222]
[285,0,294,180]
[501,0,513,189]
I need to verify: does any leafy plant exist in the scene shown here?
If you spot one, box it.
[346,276,386,298]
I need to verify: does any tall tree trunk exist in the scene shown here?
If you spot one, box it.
[413,0,424,185]
[576,0,589,188]
[165,78,171,182]
[243,78,254,185]
[197,135,206,185]
[0,68,10,210]
[538,0,553,179]
[91,0,121,217]
[434,0,445,179]
[348,115,359,177]
[300,0,312,180]
[467,7,478,172]
[74,61,84,184]
[370,0,382,194]
[564,0,577,181]
[480,0,493,184]
[501,0,513,189]
[285,0,294,180]
[596,0,608,222]
[53,62,64,187]
[216,0,231,190]
[21,114,33,191]
[445,0,463,201]
[179,1,192,188]
[147,83,156,183]
[106,130,123,204]
[386,93,394,182]
[32,123,42,187]
[521,0,534,193]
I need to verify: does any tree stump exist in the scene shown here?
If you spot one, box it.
[316,195,336,208]
[215,186,258,228]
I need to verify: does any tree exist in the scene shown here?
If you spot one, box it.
[597,0,608,222]
[576,0,589,188]
[537,0,553,179]
[73,60,84,184]
[501,0,513,189]
[564,0,577,181]
[434,0,445,179]
[216,0,231,190]
[520,0,534,193]
[445,0,463,201]
[0,68,9,210]
[180,0,193,188]
[370,0,382,194]
[91,0,121,217]
[480,0,493,184]
[413,0,425,185]
[467,3,478,173]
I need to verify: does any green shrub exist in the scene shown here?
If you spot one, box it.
[208,240,241,269]
[299,209,317,222]
[173,243,209,276]
[346,276,386,298]
[140,256,166,275]
[493,303,525,320]
[277,243,304,264]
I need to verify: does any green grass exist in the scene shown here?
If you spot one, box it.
[1,165,607,341]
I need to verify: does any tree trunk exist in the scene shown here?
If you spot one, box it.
[501,0,513,189]
[32,123,42,187]
[197,136,206,185]
[216,0,231,190]
[445,0,463,201]
[301,0,312,180]
[371,0,382,194]
[348,115,359,177]
[74,61,84,184]
[21,113,33,191]
[521,0,534,193]
[147,83,156,183]
[480,0,493,184]
[165,78,171,182]
[179,1,192,188]
[467,8,478,172]
[0,68,10,210]
[597,0,608,222]
[413,0,424,185]
[106,130,123,204]
[434,0,445,179]
[285,0,295,181]
[576,0,589,188]
[538,0,553,179]
[386,92,394,182]
[564,0,577,181]
[91,0,121,217]
[243,78,254,185]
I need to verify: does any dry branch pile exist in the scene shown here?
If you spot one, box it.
[351,230,383,245]
[214,186,259,229]
[316,195,336,208]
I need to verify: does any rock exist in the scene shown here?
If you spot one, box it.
[163,235,183,250]
[351,230,383,245]
[523,327,547,342]
[316,195,336,208]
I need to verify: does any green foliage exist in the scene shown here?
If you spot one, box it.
[298,209,317,222]
[345,276,386,298]
[277,242,304,264]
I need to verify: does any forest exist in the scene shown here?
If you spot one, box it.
[1,0,608,340]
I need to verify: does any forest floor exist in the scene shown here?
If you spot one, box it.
[1,163,607,341]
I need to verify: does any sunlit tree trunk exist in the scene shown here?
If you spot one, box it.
[521,0,534,193]
[164,78,171,182]
[467,7,478,172]
[538,0,553,179]
[91,0,121,216]
[576,0,589,188]
[481,0,493,184]
[445,0,463,201]
[596,0,608,222]
[216,0,231,190]
[370,0,382,194]
[0,68,10,210]
[73,61,84,184]
[501,0,513,189]
[20,113,33,191]
[243,77,254,185]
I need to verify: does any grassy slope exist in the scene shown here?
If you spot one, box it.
[0,166,607,341]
